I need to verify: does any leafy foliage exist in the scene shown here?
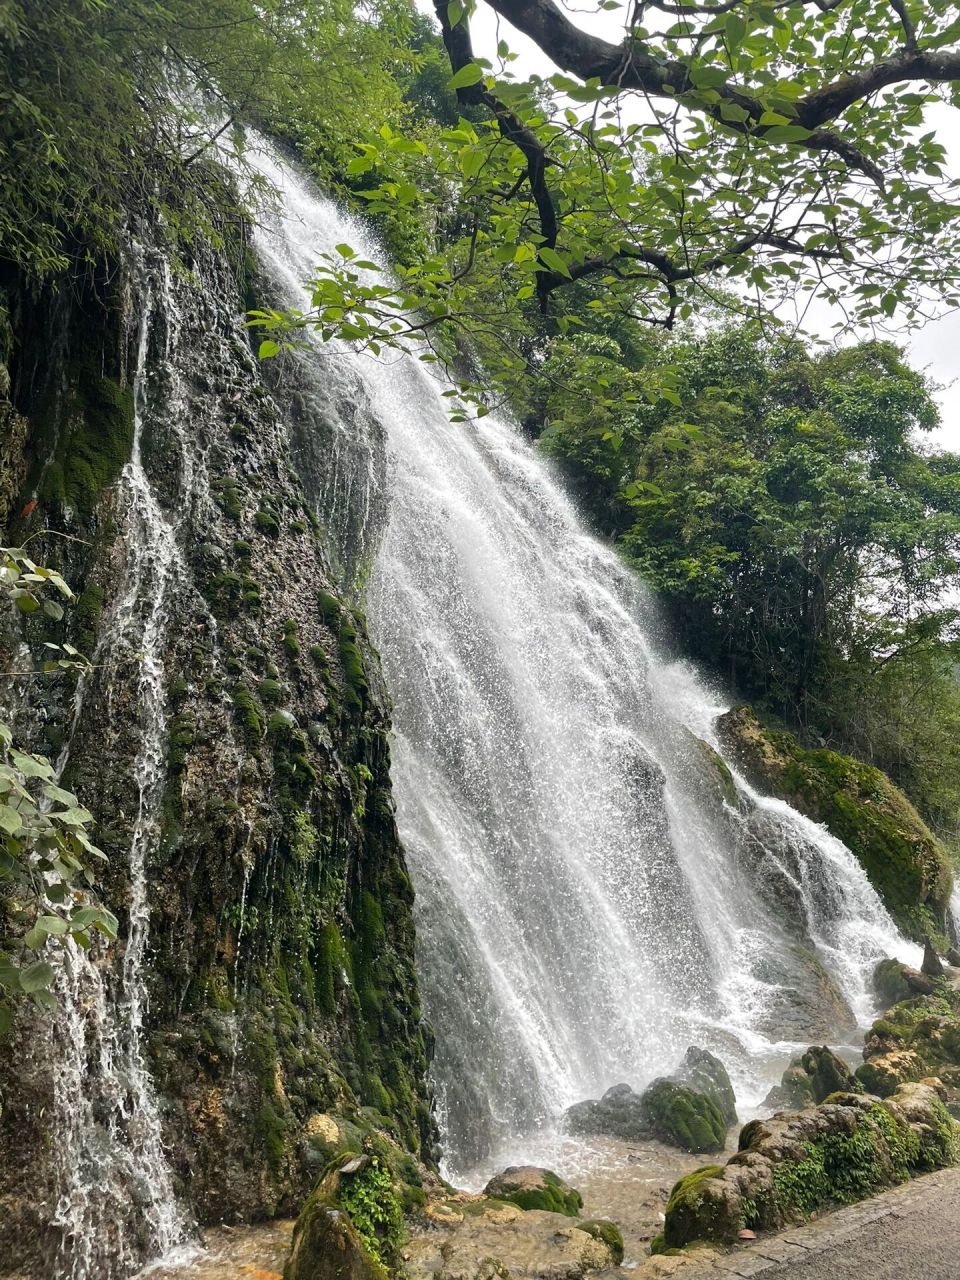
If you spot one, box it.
[0,0,424,285]
[256,0,960,411]
[0,546,116,1028]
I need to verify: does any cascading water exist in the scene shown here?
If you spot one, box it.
[47,248,214,1279]
[248,143,920,1180]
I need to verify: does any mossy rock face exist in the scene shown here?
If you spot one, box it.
[484,1167,584,1217]
[717,706,953,942]
[764,1046,859,1111]
[874,958,915,1006]
[683,730,740,813]
[861,982,960,1101]
[856,1051,926,1098]
[641,1078,727,1154]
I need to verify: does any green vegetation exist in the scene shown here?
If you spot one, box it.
[336,1157,406,1267]
[0,547,117,1028]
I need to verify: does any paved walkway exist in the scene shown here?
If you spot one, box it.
[666,1167,960,1279]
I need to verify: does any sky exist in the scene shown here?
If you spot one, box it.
[416,1,960,448]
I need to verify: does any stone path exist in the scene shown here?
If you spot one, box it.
[642,1167,960,1280]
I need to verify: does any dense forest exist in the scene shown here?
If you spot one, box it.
[6,1,960,1279]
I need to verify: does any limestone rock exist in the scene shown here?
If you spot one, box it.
[403,1202,622,1280]
[566,1082,649,1142]
[483,1167,583,1217]
[663,1081,958,1250]
[856,1051,925,1098]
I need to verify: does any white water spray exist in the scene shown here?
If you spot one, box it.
[248,143,919,1178]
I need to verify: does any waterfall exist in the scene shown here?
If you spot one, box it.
[248,143,919,1179]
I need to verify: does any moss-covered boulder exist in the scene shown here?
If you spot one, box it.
[566,1049,736,1154]
[640,1079,728,1154]
[717,707,953,942]
[676,1046,738,1129]
[860,980,960,1103]
[575,1219,624,1265]
[484,1167,583,1216]
[662,1082,958,1250]
[285,1139,425,1280]
[285,1201,387,1280]
[764,1046,860,1110]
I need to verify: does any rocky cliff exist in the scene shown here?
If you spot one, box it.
[0,198,431,1277]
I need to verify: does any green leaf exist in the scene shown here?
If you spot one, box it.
[760,124,812,143]
[538,246,572,278]
[0,804,22,835]
[258,339,280,359]
[447,63,484,91]
[38,915,69,936]
[20,961,54,992]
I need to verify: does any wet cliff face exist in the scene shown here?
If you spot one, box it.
[0,214,432,1277]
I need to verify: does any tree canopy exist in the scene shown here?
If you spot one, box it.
[266,0,960,412]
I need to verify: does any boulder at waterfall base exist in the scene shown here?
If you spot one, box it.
[717,706,953,942]
[484,1166,584,1216]
[565,1048,736,1153]
[762,1045,860,1109]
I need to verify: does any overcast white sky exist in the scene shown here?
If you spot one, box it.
[419,2,960,448]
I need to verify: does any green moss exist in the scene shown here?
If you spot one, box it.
[338,614,368,712]
[283,618,301,659]
[641,1078,727,1153]
[168,712,196,771]
[255,508,280,535]
[259,677,285,704]
[73,581,105,654]
[318,590,341,626]
[257,1097,288,1170]
[662,1165,728,1249]
[315,921,347,1015]
[39,358,134,516]
[721,707,953,941]
[489,1169,583,1217]
[576,1220,624,1263]
[232,681,263,741]
[214,476,242,520]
